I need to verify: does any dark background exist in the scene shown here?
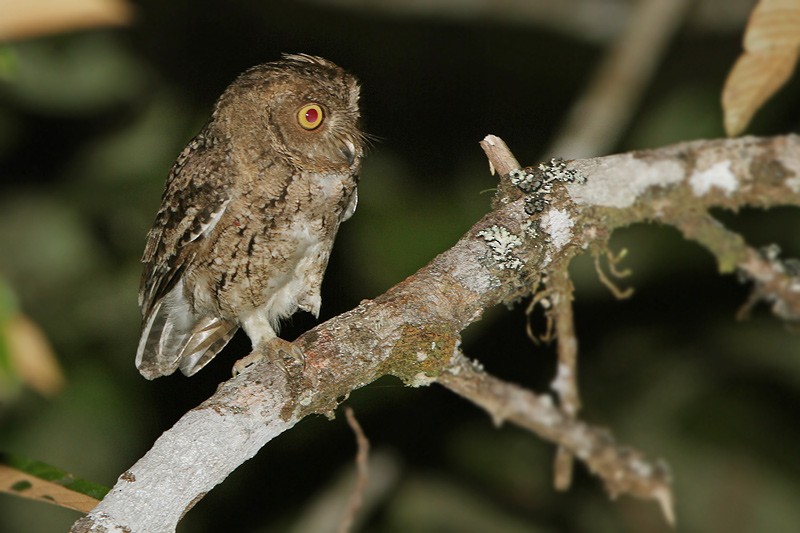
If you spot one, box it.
[2,1,800,531]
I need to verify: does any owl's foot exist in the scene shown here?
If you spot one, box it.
[232,338,305,376]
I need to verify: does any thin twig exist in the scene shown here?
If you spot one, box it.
[606,248,632,279]
[480,135,521,176]
[546,0,694,158]
[547,269,581,491]
[525,284,557,344]
[663,210,800,321]
[338,407,371,533]
[438,349,675,525]
[594,252,635,299]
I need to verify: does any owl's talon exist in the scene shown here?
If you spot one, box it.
[287,344,305,364]
[232,339,305,376]
[232,353,260,376]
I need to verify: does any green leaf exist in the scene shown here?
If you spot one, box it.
[0,452,109,512]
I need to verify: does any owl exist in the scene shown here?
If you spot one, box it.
[136,54,364,379]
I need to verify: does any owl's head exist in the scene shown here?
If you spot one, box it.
[212,54,364,174]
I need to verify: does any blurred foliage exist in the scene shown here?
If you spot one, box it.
[0,451,109,510]
[0,1,799,532]
[0,279,18,395]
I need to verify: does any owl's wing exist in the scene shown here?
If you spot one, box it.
[136,133,237,379]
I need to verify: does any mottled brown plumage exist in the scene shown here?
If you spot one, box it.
[136,54,363,379]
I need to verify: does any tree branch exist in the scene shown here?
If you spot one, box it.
[548,268,581,491]
[545,0,693,159]
[437,349,674,523]
[72,134,800,532]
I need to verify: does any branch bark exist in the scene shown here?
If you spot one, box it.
[72,134,800,532]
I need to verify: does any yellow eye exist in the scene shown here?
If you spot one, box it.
[297,103,324,130]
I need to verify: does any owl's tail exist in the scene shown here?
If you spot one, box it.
[177,316,238,376]
[136,281,237,379]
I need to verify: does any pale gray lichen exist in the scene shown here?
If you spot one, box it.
[540,207,574,251]
[469,358,485,372]
[451,239,503,293]
[747,244,800,280]
[569,156,683,208]
[689,160,737,196]
[478,225,524,270]
[509,168,544,193]
[408,372,436,387]
[508,158,587,215]
[521,219,544,244]
[551,362,571,390]
[539,158,587,185]
[297,390,314,407]
[630,456,654,477]
[525,196,547,215]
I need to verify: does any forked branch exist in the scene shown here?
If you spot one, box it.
[72,134,800,532]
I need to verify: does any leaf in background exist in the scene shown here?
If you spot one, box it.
[0,0,132,42]
[0,277,64,398]
[0,453,108,513]
[722,0,800,136]
[4,314,65,397]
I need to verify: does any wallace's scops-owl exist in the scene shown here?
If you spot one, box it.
[136,54,364,379]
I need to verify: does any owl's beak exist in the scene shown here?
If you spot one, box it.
[341,139,356,166]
